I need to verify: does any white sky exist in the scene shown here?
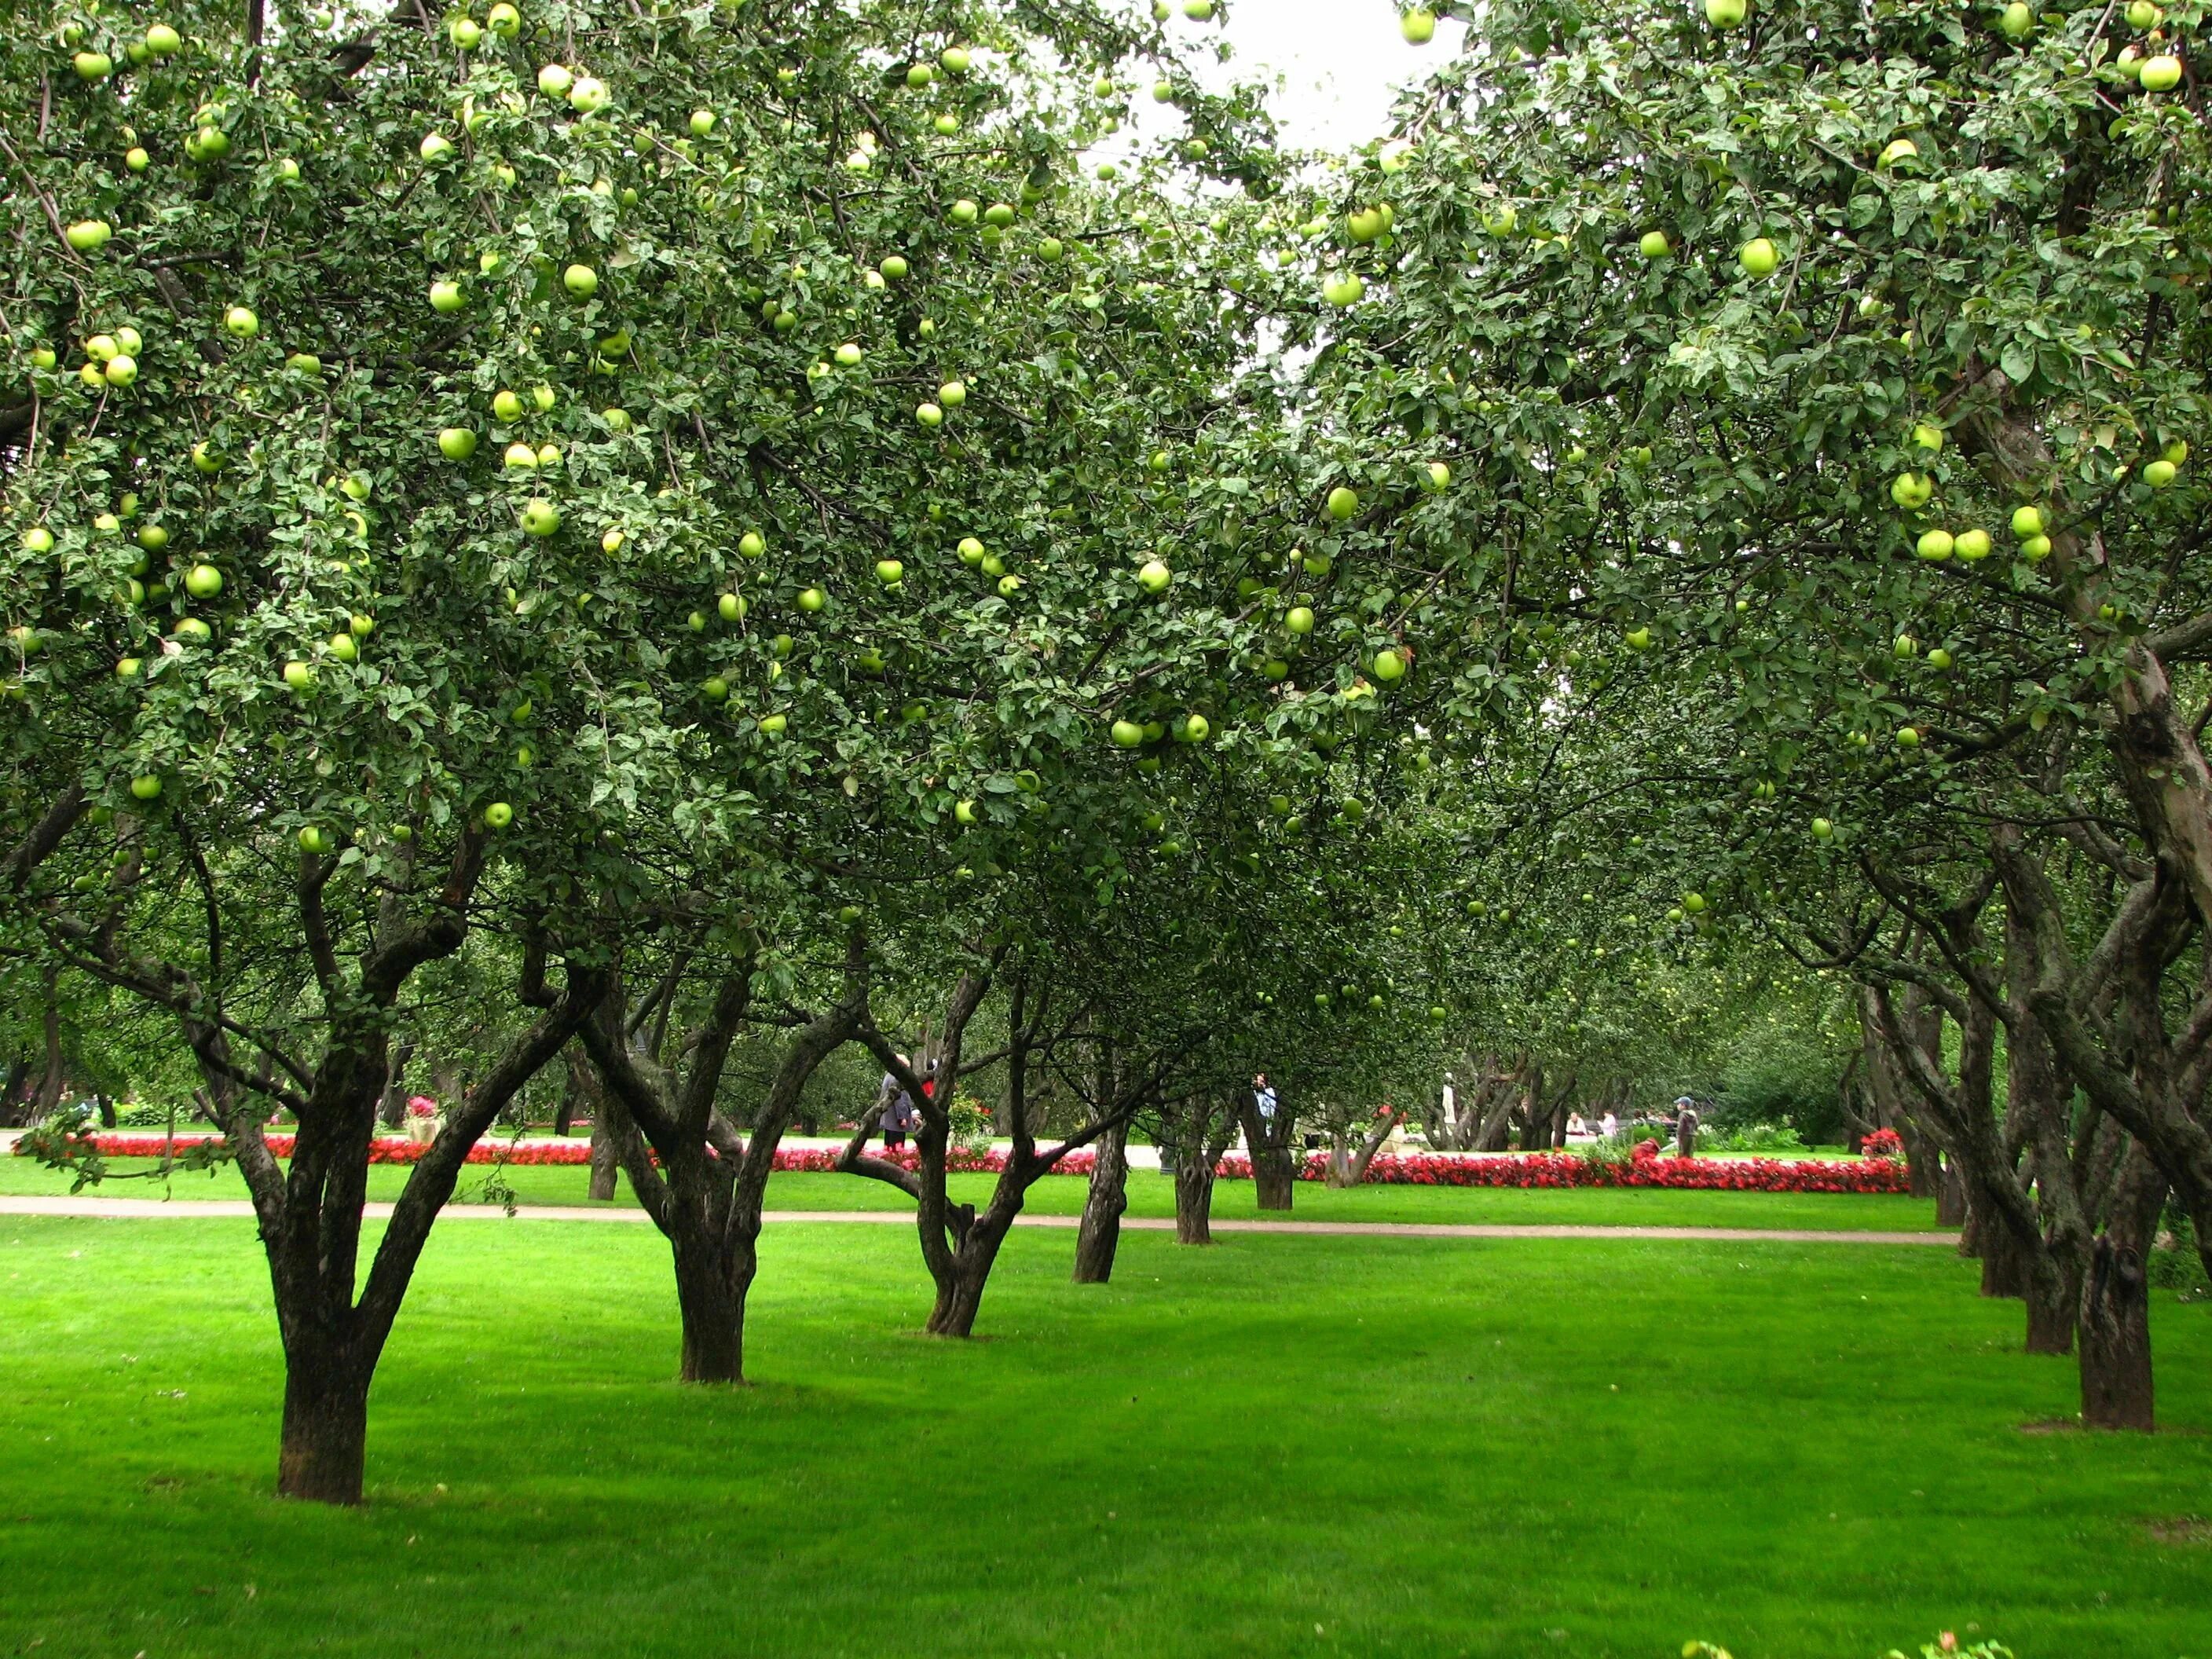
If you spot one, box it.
[1201,2,1470,152]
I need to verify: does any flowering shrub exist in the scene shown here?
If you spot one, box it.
[1860,1127,1906,1161]
[30,1135,1912,1192]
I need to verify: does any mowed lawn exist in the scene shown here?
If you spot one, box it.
[1,1214,2207,1659]
[0,1152,1948,1232]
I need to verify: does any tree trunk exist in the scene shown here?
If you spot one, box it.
[1174,1159,1216,1244]
[32,967,65,1119]
[375,1042,414,1130]
[587,1119,619,1200]
[2079,1150,2166,1431]
[1073,1119,1130,1284]
[1236,1096,1295,1210]
[670,1225,746,1384]
[276,1346,372,1505]
[2024,1244,2082,1357]
[1938,1154,1971,1231]
[925,1218,1009,1338]
[1979,1210,2032,1298]
[1518,1063,1549,1151]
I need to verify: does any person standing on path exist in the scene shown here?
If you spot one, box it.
[877,1060,919,1151]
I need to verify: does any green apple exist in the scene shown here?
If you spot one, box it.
[915,401,944,427]
[104,354,137,386]
[1322,273,1365,307]
[2141,54,2183,93]
[1953,528,1992,561]
[2011,504,2045,539]
[185,125,231,161]
[1625,625,1654,650]
[419,132,456,164]
[875,558,904,584]
[997,574,1022,596]
[1998,0,2033,36]
[1372,646,1407,682]
[1483,203,1517,236]
[834,342,863,367]
[601,527,624,554]
[1326,485,1359,520]
[129,774,163,801]
[299,825,335,855]
[537,63,573,97]
[1638,230,1671,258]
[276,157,300,181]
[536,442,561,469]
[145,23,183,55]
[1424,461,1451,491]
[958,537,986,565]
[125,144,152,172]
[980,554,1005,577]
[938,379,968,408]
[519,498,562,537]
[283,661,315,690]
[22,526,53,554]
[1738,236,1778,276]
[183,562,224,599]
[529,384,556,413]
[1286,605,1315,635]
[191,441,222,474]
[65,220,113,253]
[736,529,767,559]
[1915,528,1954,561]
[284,352,321,374]
[1890,472,1933,509]
[954,799,978,825]
[1111,718,1145,749]
[224,306,259,338]
[950,198,980,225]
[488,2,520,36]
[1137,558,1172,593]
[484,800,515,829]
[438,427,478,460]
[2127,0,2162,24]
[943,46,972,71]
[137,524,168,552]
[1927,647,1954,670]
[2162,440,2188,466]
[1705,0,1745,22]
[759,713,787,737]
[1895,725,1921,748]
[562,263,598,298]
[174,617,213,643]
[324,631,357,663]
[493,388,524,421]
[74,50,113,80]
[1401,7,1437,42]
[504,441,539,470]
[701,676,728,701]
[797,587,826,612]
[349,613,375,639]
[1185,0,1216,16]
[1911,420,1945,452]
[1878,138,1917,168]
[568,75,610,112]
[451,16,483,48]
[602,407,632,432]
[31,346,56,368]
[2144,459,2178,488]
[1181,713,1210,742]
[1348,207,1387,244]
[880,255,910,281]
[1152,79,1175,104]
[717,592,745,623]
[429,280,465,313]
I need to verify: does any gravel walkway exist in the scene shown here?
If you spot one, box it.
[0,1195,1954,1245]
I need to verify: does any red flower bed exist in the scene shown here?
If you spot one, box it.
[30,1134,1909,1193]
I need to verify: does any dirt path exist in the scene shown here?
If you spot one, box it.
[0,1195,1955,1245]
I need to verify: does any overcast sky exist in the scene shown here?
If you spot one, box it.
[1197,1,1470,152]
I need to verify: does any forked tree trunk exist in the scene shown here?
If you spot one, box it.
[2024,1243,2082,1357]
[1073,1119,1130,1284]
[2079,1152,2166,1431]
[1235,1093,1295,1210]
[1175,1159,1217,1244]
[926,1215,1011,1338]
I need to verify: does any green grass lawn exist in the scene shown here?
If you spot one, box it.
[0,1152,1946,1232]
[2,1214,2207,1657]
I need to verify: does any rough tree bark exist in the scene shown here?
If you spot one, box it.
[2079,1145,2166,1431]
[1235,1089,1297,1210]
[1073,1119,1130,1284]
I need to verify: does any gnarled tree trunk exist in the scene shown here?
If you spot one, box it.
[2080,1147,2166,1431]
[1073,1118,1130,1284]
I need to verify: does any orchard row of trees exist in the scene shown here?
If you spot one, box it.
[7,0,2211,1503]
